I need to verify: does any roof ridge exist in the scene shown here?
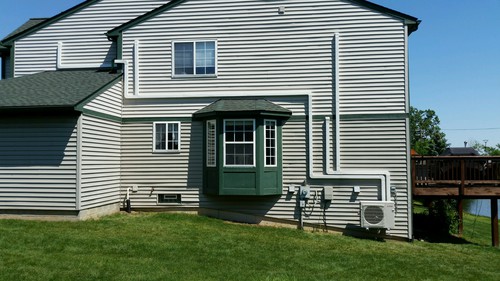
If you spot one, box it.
[107,0,419,38]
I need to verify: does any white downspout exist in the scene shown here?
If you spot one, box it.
[114,59,129,96]
[115,41,139,96]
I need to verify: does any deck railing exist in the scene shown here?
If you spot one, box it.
[412,156,500,197]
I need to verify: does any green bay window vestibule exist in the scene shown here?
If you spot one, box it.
[193,99,291,196]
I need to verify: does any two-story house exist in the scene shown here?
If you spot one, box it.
[0,0,419,240]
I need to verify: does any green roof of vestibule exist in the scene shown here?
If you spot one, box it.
[0,69,121,111]
[193,99,292,119]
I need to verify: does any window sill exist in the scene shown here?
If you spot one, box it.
[152,150,181,154]
[172,74,217,79]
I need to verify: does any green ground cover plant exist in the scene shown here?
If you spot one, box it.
[0,212,499,281]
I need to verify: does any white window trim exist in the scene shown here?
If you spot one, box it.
[223,119,256,167]
[264,119,278,167]
[171,40,218,78]
[206,120,217,167]
[153,121,181,153]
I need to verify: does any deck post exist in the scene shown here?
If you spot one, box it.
[458,199,463,237]
[458,159,465,237]
[492,199,499,247]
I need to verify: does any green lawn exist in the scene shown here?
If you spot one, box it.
[463,212,498,246]
[1,212,499,281]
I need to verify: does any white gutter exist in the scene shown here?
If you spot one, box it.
[116,32,392,201]
[57,42,111,69]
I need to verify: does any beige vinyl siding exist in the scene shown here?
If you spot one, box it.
[340,119,410,236]
[122,0,406,115]
[121,121,201,208]
[0,115,78,210]
[83,80,123,118]
[80,115,121,210]
[13,0,168,77]
[118,0,410,238]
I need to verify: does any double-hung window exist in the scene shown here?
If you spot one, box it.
[153,122,180,152]
[173,41,216,77]
[224,120,255,166]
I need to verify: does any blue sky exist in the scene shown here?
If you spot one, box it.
[1,0,499,148]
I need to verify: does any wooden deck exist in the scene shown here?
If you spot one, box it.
[412,156,500,197]
[411,156,500,247]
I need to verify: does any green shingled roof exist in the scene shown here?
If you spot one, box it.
[0,69,122,110]
[193,99,292,119]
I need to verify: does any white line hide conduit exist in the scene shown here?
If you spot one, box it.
[115,33,392,201]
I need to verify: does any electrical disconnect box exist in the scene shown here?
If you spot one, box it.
[322,186,334,201]
[299,185,310,200]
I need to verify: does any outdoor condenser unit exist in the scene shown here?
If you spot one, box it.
[360,201,395,229]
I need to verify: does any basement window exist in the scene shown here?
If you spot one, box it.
[157,194,182,204]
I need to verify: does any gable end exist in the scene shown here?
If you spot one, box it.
[0,0,100,46]
[106,0,419,38]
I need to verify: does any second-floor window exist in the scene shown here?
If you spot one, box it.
[173,41,216,77]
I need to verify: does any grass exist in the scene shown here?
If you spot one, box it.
[413,200,499,246]
[0,213,499,281]
[463,212,498,246]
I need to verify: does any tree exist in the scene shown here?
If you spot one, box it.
[471,141,500,156]
[410,106,456,241]
[410,106,448,155]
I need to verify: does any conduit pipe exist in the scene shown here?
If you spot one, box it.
[115,32,392,200]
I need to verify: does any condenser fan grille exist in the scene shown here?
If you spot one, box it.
[364,205,384,224]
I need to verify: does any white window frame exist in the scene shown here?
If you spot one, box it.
[153,122,181,153]
[206,120,217,167]
[264,119,277,167]
[171,40,218,78]
[223,119,255,167]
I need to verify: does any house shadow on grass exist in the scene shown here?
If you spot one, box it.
[413,213,472,244]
